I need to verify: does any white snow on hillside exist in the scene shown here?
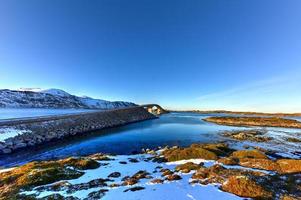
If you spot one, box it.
[0,88,136,110]
[39,89,71,97]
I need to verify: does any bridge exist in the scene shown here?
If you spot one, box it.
[139,104,167,115]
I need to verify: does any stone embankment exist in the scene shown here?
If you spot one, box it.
[0,107,157,154]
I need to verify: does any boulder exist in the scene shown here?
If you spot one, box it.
[231,150,268,159]
[108,172,121,178]
[150,178,164,184]
[165,174,182,181]
[239,158,280,171]
[175,162,203,173]
[162,145,218,161]
[221,176,273,198]
[276,159,301,174]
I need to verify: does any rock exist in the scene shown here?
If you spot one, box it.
[222,129,271,142]
[239,158,280,171]
[119,161,127,164]
[191,164,265,185]
[60,157,100,170]
[132,170,152,180]
[65,178,109,193]
[89,153,112,161]
[280,194,301,200]
[85,189,108,199]
[122,178,138,186]
[221,176,273,198]
[284,137,301,143]
[121,176,130,181]
[150,178,164,184]
[190,143,234,157]
[0,142,6,149]
[217,157,239,165]
[123,186,145,192]
[191,167,209,180]
[276,159,301,174]
[231,150,268,159]
[165,174,182,181]
[37,181,71,192]
[128,158,139,163]
[14,142,27,149]
[40,193,80,200]
[109,183,120,188]
[146,149,156,155]
[160,168,173,176]
[175,162,203,173]
[152,156,167,163]
[162,145,218,161]
[108,172,121,178]
[1,148,12,154]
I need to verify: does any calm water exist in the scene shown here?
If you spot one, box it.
[0,112,300,167]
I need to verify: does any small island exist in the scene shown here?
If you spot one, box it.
[204,116,301,129]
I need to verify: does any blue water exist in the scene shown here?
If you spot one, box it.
[0,112,300,167]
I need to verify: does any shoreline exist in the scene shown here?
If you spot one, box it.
[0,106,158,155]
[203,116,301,129]
[170,110,301,117]
[1,142,300,199]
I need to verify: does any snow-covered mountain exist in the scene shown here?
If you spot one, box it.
[0,88,137,109]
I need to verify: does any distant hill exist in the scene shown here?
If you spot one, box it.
[186,110,301,117]
[0,88,136,109]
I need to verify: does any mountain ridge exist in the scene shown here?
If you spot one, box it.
[0,88,136,109]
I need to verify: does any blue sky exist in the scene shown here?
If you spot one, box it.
[1,0,301,112]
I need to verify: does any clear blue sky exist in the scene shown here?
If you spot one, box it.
[1,0,301,112]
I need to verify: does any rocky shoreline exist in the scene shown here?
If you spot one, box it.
[0,142,300,200]
[0,107,156,155]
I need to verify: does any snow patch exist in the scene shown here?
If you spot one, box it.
[21,154,243,200]
[0,128,31,142]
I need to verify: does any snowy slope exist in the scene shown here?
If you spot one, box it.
[0,88,136,109]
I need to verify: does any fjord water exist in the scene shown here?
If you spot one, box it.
[0,112,300,167]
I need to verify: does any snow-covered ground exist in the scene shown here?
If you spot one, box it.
[22,154,244,200]
[226,127,301,159]
[0,108,97,120]
[0,128,31,142]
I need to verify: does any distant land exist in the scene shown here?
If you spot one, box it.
[0,88,136,110]
[172,110,301,117]
[204,116,301,129]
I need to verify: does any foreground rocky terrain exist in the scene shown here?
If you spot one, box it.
[0,142,300,200]
[0,89,136,109]
[204,116,301,129]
